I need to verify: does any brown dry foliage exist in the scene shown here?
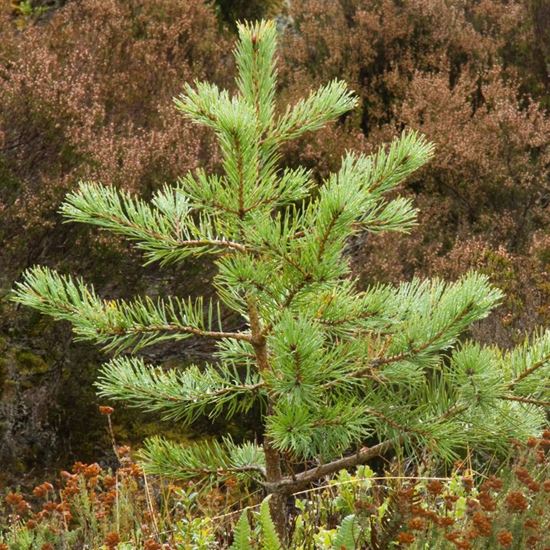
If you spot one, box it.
[1,1,548,322]
[0,0,229,274]
[280,0,549,343]
[0,0,548,476]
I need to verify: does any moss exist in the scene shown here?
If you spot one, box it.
[0,357,7,389]
[15,350,50,376]
[112,415,191,446]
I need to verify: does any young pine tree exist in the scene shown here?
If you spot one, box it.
[13,21,549,538]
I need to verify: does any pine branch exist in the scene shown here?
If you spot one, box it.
[267,399,373,460]
[250,133,434,294]
[357,197,418,234]
[274,80,357,142]
[96,357,264,424]
[500,395,550,407]
[355,130,434,197]
[140,436,266,486]
[503,331,549,400]
[12,266,250,352]
[61,182,247,265]
[508,352,550,389]
[353,274,503,376]
[363,406,427,438]
[174,81,230,130]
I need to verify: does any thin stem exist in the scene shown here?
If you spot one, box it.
[72,208,247,253]
[109,323,252,342]
[507,352,550,389]
[500,395,549,407]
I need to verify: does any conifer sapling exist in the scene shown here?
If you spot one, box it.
[13,20,549,537]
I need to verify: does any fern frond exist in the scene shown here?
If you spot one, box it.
[259,498,282,550]
[333,514,359,550]
[230,510,254,550]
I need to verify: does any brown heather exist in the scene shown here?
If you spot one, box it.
[99,405,114,416]
[1,0,227,277]
[481,476,504,492]
[407,516,427,531]
[0,445,225,547]
[104,531,120,549]
[1,0,548,344]
[281,0,549,346]
[426,479,444,495]
[472,512,492,536]
[478,491,497,512]
[390,434,550,548]
[0,433,548,547]
[396,531,415,545]
[505,491,529,513]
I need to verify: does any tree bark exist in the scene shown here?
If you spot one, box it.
[264,439,395,495]
[247,296,288,540]
[264,437,288,542]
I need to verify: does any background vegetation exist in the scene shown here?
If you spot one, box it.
[0,0,548,491]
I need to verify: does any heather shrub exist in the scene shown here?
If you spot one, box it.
[288,435,550,549]
[0,0,227,276]
[278,0,549,340]
[209,0,285,28]
[0,448,222,548]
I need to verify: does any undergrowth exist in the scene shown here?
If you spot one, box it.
[1,410,548,549]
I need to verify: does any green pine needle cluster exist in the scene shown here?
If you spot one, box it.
[12,19,549,516]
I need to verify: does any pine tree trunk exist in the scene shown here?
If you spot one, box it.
[264,438,287,541]
[247,297,288,540]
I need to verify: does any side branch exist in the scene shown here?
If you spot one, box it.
[266,440,394,494]
[183,239,247,253]
[12,266,250,352]
[500,395,550,407]
[69,207,247,254]
[61,182,248,265]
[507,352,550,389]
[353,302,476,378]
[112,323,252,342]
[174,465,266,477]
